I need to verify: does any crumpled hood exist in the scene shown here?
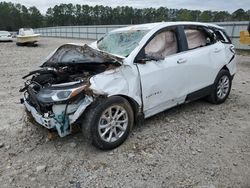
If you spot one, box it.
[41,43,124,67]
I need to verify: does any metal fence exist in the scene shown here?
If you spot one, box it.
[34,21,250,50]
[34,25,125,41]
[214,21,249,50]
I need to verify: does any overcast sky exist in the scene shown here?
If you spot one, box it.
[5,0,250,14]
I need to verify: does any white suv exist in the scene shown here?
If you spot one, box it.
[20,22,236,150]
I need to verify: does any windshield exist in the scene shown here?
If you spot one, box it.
[97,30,149,57]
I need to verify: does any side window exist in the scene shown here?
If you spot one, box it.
[184,27,215,50]
[215,30,231,44]
[184,29,207,50]
[144,30,178,60]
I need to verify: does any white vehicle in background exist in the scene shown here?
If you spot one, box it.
[16,28,40,46]
[0,31,12,42]
[20,22,236,150]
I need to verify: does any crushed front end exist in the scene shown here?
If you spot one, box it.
[20,69,94,137]
[20,43,122,137]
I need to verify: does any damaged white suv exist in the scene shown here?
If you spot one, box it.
[20,22,236,150]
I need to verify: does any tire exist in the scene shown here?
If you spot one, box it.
[81,96,134,150]
[207,69,232,104]
[16,42,24,46]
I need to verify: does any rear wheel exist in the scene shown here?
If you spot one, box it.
[208,69,232,104]
[82,96,134,150]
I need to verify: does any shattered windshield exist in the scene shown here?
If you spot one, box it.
[97,30,149,57]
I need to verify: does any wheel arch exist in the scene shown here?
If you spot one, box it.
[220,65,235,80]
[213,66,231,85]
[81,94,142,126]
[221,65,229,72]
[113,94,140,121]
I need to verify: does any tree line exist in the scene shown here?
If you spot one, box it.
[0,1,249,31]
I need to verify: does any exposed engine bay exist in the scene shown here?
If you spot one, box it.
[20,43,122,137]
[21,62,115,90]
[22,42,123,89]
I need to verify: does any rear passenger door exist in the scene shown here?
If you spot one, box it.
[181,25,226,94]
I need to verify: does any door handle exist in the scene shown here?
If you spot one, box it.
[177,58,187,64]
[214,48,221,53]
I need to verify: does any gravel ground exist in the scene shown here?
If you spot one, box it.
[0,38,250,188]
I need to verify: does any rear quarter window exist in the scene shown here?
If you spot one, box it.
[214,30,232,44]
[184,29,207,50]
[184,26,216,50]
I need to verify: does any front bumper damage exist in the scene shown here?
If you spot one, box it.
[20,43,124,137]
[23,94,93,137]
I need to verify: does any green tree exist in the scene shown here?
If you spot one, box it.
[29,6,43,27]
[45,8,54,26]
[200,11,213,22]
[232,9,248,21]
[176,9,193,21]
[213,11,231,22]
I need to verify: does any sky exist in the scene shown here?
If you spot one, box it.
[4,0,250,14]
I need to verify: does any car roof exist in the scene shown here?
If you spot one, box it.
[111,22,224,33]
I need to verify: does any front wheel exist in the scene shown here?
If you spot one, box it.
[208,69,232,104]
[82,96,134,150]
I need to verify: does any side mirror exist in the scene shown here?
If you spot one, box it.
[135,48,162,63]
[135,49,147,64]
[136,59,147,64]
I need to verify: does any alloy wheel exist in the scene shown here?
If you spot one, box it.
[98,105,128,143]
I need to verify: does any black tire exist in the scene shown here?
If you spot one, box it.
[207,69,232,104]
[16,42,24,46]
[81,96,134,150]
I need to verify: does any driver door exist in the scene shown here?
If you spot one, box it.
[136,27,189,118]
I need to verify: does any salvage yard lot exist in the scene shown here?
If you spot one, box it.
[0,37,250,187]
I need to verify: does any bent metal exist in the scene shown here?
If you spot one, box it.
[20,22,236,150]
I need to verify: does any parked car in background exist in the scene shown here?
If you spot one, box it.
[10,32,17,38]
[20,22,236,150]
[0,31,12,42]
[16,28,40,46]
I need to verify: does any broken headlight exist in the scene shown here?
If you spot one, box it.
[36,85,85,103]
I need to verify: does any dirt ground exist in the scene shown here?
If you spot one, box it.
[0,38,249,188]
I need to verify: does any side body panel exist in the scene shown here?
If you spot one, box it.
[215,29,237,76]
[136,54,188,118]
[226,55,237,76]
[89,23,236,120]
[89,65,142,108]
[183,41,227,94]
